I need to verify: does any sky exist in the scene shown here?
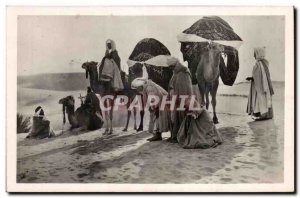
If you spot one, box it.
[17,15,285,82]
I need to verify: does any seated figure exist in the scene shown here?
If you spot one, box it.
[26,106,54,139]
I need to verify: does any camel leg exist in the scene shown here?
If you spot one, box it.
[133,108,137,130]
[211,80,219,124]
[137,110,144,131]
[205,86,210,110]
[104,111,109,134]
[103,100,110,134]
[137,98,144,131]
[198,81,206,107]
[122,109,131,132]
[108,118,113,134]
[108,99,114,134]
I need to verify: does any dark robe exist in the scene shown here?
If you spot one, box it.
[168,63,193,140]
[177,99,223,149]
[85,91,102,116]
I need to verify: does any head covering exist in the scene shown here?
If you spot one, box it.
[87,86,92,93]
[166,57,189,73]
[35,106,44,117]
[253,47,274,95]
[166,57,179,67]
[106,39,116,51]
[131,77,147,89]
[254,47,266,60]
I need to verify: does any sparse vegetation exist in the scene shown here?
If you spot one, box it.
[17,113,31,134]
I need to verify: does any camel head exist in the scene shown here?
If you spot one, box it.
[59,96,75,124]
[180,42,196,62]
[82,61,98,79]
[82,61,90,79]
[129,63,144,81]
[81,61,89,70]
[59,96,75,108]
[180,42,224,83]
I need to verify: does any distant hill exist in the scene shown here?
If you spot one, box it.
[218,80,284,99]
[234,80,285,86]
[18,73,90,91]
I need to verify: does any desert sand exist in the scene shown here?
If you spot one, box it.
[16,77,284,183]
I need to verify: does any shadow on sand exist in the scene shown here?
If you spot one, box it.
[70,127,243,183]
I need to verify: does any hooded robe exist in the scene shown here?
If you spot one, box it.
[98,39,124,93]
[167,58,193,140]
[247,47,274,119]
[177,98,223,149]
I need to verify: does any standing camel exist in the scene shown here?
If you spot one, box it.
[177,16,242,124]
[82,58,125,135]
[81,61,110,134]
[82,61,142,132]
[180,42,239,124]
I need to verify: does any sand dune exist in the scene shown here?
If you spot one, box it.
[18,73,90,91]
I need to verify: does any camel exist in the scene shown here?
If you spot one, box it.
[82,61,173,132]
[180,42,239,124]
[58,95,103,131]
[82,61,126,134]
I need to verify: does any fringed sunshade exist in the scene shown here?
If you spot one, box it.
[127,38,171,67]
[177,16,243,48]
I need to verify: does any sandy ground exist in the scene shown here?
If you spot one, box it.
[16,82,284,183]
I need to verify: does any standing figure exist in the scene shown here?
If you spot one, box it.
[167,57,193,143]
[100,39,121,70]
[246,47,274,120]
[131,78,170,141]
[98,39,123,135]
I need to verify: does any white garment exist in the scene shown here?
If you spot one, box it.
[249,62,272,115]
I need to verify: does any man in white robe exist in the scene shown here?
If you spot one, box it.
[132,78,170,141]
[246,47,274,120]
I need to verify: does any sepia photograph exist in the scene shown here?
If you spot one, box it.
[6,6,294,192]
